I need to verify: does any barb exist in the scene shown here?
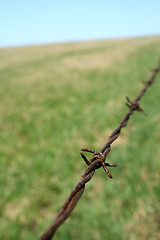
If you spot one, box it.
[39,63,160,240]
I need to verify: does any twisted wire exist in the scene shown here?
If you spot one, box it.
[39,63,160,240]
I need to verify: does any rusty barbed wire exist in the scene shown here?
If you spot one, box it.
[39,62,160,240]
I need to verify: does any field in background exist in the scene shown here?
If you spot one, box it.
[0,35,160,240]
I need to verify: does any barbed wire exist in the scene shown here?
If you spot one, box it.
[39,62,160,240]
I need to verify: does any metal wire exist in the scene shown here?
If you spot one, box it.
[39,63,160,240]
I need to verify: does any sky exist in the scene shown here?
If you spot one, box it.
[0,0,160,48]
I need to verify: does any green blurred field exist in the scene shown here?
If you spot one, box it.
[0,35,160,240]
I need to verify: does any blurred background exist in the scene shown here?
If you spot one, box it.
[0,1,160,240]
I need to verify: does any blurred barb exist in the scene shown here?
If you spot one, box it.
[39,62,160,240]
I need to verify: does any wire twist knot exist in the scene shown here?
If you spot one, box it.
[80,148,117,178]
[126,96,146,115]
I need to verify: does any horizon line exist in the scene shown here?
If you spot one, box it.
[0,33,160,50]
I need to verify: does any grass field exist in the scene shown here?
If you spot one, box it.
[0,35,160,240]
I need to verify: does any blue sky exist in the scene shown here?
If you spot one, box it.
[0,0,160,47]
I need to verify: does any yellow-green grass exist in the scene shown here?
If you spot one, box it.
[0,35,160,240]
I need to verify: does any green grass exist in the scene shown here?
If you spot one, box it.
[0,35,160,240]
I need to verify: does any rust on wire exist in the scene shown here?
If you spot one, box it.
[39,63,160,240]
